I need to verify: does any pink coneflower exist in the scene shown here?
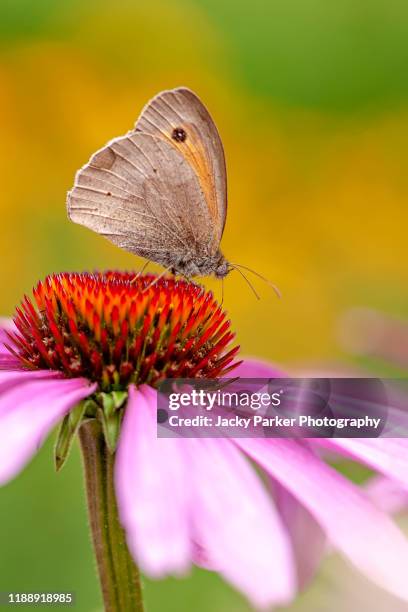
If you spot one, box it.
[1,272,408,610]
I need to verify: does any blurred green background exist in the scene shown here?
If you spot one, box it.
[1,0,408,610]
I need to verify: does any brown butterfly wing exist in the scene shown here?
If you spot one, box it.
[135,87,227,244]
[67,131,215,264]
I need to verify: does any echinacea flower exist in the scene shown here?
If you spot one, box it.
[1,272,408,610]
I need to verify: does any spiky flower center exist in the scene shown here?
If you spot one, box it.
[7,272,240,390]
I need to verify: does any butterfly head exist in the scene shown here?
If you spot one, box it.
[214,255,230,279]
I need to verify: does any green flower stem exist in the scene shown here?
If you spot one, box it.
[79,419,144,612]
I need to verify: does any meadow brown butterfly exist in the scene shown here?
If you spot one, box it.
[67,87,230,279]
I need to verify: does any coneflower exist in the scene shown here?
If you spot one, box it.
[1,273,408,611]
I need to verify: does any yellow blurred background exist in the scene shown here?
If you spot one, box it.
[1,0,408,368]
[1,0,408,610]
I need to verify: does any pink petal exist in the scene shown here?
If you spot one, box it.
[233,357,286,378]
[272,479,326,589]
[366,476,408,514]
[0,369,62,394]
[0,354,21,369]
[114,385,191,577]
[182,436,295,608]
[0,319,20,367]
[0,318,13,350]
[236,438,408,602]
[318,439,408,490]
[0,376,96,485]
[190,542,218,571]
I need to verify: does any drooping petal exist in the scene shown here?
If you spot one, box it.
[0,369,62,394]
[318,438,408,490]
[0,376,96,485]
[0,318,13,349]
[0,319,20,368]
[236,438,408,602]
[366,476,408,514]
[190,542,218,571]
[182,436,295,608]
[114,385,191,577]
[0,353,22,369]
[272,479,327,590]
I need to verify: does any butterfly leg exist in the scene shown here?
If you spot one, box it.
[143,266,173,291]
[130,259,151,284]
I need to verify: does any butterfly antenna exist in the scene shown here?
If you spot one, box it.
[130,259,151,284]
[230,263,281,298]
[229,265,260,300]
[220,277,225,307]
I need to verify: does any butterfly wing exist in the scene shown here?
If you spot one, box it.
[135,87,227,243]
[67,131,217,264]
[67,87,228,264]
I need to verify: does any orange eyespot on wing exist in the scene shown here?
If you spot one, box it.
[134,87,227,243]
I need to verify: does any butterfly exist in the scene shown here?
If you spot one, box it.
[67,87,277,296]
[67,87,232,278]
